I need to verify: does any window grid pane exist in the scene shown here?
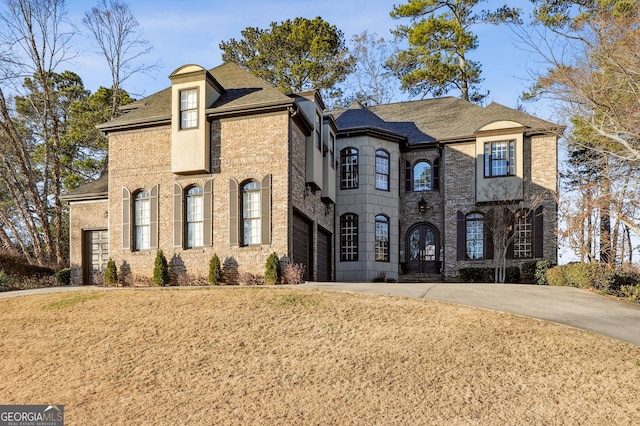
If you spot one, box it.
[413,161,432,191]
[466,214,484,260]
[134,192,150,251]
[514,216,532,258]
[186,187,204,248]
[243,183,261,245]
[485,141,515,177]
[180,89,198,129]
[340,214,358,261]
[375,215,389,262]
[375,150,390,191]
[341,148,358,189]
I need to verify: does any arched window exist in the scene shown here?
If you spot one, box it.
[242,181,261,245]
[340,147,358,189]
[186,186,204,248]
[466,213,484,260]
[375,214,390,262]
[340,213,358,261]
[375,149,390,191]
[413,161,432,191]
[134,190,151,251]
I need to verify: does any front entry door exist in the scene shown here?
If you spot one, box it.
[406,223,440,274]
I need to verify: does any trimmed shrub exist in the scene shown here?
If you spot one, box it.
[459,267,493,283]
[534,260,555,285]
[104,258,118,287]
[153,250,171,286]
[238,272,263,286]
[208,253,222,285]
[521,261,538,283]
[283,263,306,285]
[0,270,10,288]
[55,268,71,286]
[264,252,281,285]
[373,272,386,282]
[545,263,614,291]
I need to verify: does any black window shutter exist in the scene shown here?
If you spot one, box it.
[261,174,272,245]
[405,160,412,191]
[456,211,465,261]
[203,180,213,247]
[229,179,239,246]
[150,184,159,250]
[122,187,131,251]
[485,221,494,260]
[534,206,544,258]
[173,183,183,249]
[433,157,440,191]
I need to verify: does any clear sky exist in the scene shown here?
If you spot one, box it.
[63,0,552,119]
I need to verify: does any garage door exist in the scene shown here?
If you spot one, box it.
[317,227,332,281]
[293,213,312,281]
[84,229,109,285]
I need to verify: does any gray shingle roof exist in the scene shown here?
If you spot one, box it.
[98,62,292,131]
[332,97,560,145]
[61,173,108,201]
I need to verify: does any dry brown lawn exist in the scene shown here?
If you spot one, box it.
[0,287,639,425]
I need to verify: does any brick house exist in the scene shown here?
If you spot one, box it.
[64,62,561,284]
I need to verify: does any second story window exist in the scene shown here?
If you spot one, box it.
[375,149,390,191]
[180,88,198,129]
[485,140,515,177]
[329,132,335,169]
[315,111,322,150]
[413,161,432,191]
[340,147,358,189]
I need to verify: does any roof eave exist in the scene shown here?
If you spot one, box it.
[96,115,171,133]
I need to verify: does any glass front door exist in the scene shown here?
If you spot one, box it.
[406,224,440,274]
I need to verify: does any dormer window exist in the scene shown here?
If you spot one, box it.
[180,88,198,129]
[484,140,515,177]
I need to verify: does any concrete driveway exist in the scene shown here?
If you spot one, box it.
[299,282,640,347]
[2,282,639,346]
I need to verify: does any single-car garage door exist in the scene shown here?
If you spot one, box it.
[84,229,109,285]
[317,227,332,281]
[293,213,312,281]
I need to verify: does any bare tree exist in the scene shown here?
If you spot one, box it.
[349,31,396,106]
[0,0,75,267]
[83,0,155,118]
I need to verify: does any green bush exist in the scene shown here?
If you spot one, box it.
[104,258,118,286]
[459,267,493,283]
[208,253,222,285]
[545,263,614,291]
[153,250,171,286]
[55,268,71,286]
[534,260,555,285]
[521,261,538,283]
[264,252,281,285]
[0,269,10,288]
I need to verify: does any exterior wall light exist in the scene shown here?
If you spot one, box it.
[418,196,428,214]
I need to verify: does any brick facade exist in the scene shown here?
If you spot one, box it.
[65,63,561,285]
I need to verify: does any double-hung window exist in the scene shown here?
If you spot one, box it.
[134,190,151,251]
[180,88,198,129]
[375,215,390,262]
[513,214,533,258]
[340,148,358,189]
[466,213,484,260]
[186,186,204,248]
[242,181,261,245]
[375,150,390,191]
[484,140,515,177]
[340,213,358,261]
